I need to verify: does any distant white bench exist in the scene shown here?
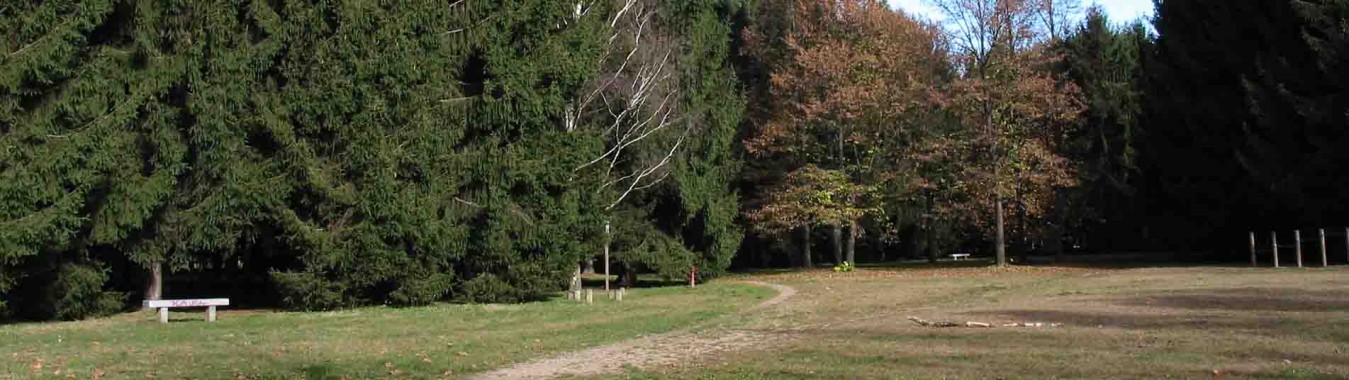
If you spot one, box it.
[143,298,229,323]
[950,253,971,261]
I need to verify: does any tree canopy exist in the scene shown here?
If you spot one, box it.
[5,0,1349,321]
[1,0,747,319]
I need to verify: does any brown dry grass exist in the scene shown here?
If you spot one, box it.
[613,265,1349,379]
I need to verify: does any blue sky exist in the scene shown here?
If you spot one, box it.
[885,0,1155,24]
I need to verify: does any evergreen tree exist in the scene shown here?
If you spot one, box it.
[1,0,746,318]
[1053,6,1150,253]
[1146,0,1349,252]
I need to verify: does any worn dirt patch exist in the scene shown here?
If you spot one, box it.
[468,281,795,379]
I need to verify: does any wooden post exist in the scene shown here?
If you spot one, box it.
[1295,230,1303,268]
[604,222,610,292]
[616,287,624,302]
[207,306,217,322]
[1320,228,1328,267]
[158,308,169,324]
[569,265,581,299]
[585,289,593,304]
[1249,231,1257,267]
[1272,231,1280,268]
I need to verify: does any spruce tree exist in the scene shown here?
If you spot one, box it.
[2,0,747,317]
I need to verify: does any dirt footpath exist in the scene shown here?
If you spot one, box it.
[468,281,796,379]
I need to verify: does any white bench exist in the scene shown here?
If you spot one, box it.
[950,253,971,261]
[143,298,229,323]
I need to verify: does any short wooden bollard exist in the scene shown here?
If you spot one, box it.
[1295,230,1304,268]
[585,289,593,304]
[1320,229,1328,267]
[1272,231,1280,268]
[616,288,625,302]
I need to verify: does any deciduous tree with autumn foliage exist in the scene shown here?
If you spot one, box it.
[742,0,948,266]
[934,0,1084,266]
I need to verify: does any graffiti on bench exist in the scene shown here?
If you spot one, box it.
[172,299,214,307]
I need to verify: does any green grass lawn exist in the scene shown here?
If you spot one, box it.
[1,282,772,379]
[605,265,1349,379]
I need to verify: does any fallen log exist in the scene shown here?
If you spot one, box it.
[908,316,1061,328]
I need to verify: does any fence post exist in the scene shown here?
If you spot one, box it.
[1320,228,1328,267]
[1272,231,1280,268]
[1249,231,1257,267]
[1296,230,1304,268]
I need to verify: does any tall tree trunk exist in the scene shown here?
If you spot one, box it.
[925,226,938,263]
[831,224,843,264]
[996,196,1007,266]
[845,220,856,265]
[875,234,886,263]
[832,129,847,266]
[1051,194,1066,262]
[987,93,1007,267]
[622,264,637,288]
[146,262,163,303]
[802,225,813,268]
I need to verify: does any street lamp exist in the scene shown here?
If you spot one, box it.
[604,221,611,291]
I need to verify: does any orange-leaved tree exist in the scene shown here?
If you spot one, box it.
[743,0,948,266]
[933,0,1084,265]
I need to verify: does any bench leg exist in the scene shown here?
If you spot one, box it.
[208,306,217,322]
[158,308,168,323]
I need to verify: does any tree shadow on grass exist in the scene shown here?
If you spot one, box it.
[961,287,1349,333]
[736,260,998,274]
[1118,288,1349,312]
[857,260,997,270]
[578,276,685,289]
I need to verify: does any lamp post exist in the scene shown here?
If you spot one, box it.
[604,221,611,292]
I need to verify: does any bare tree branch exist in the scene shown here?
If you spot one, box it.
[564,0,688,210]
